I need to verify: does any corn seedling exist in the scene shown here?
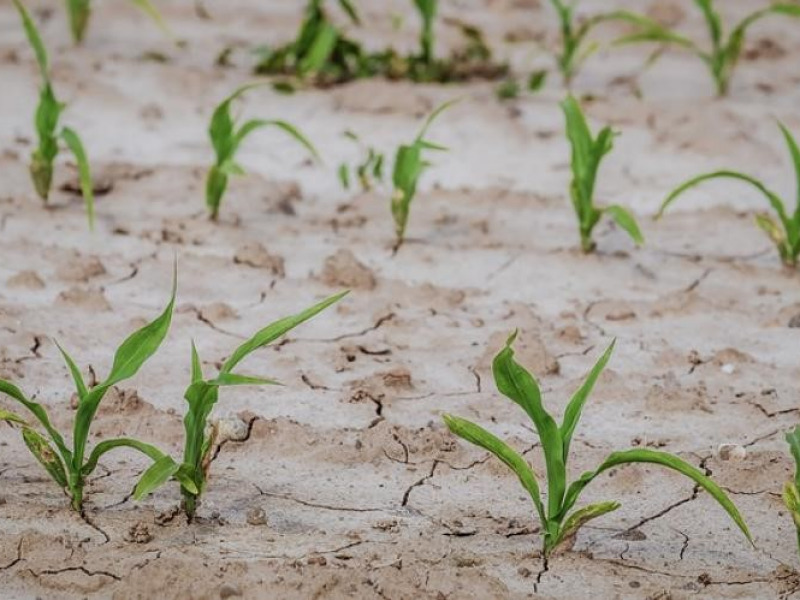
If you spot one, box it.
[614,1,800,96]
[443,333,751,557]
[206,83,319,220]
[561,96,643,253]
[390,99,456,251]
[0,270,187,512]
[657,123,800,267]
[496,70,548,101]
[338,131,385,192]
[547,0,670,85]
[785,427,800,559]
[15,0,95,229]
[132,291,347,520]
[65,0,172,45]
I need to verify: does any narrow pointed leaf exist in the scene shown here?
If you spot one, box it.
[562,448,752,543]
[560,340,615,457]
[22,427,68,488]
[443,414,546,526]
[81,437,167,477]
[0,380,71,461]
[55,341,88,401]
[221,291,347,374]
[604,205,644,245]
[61,127,95,231]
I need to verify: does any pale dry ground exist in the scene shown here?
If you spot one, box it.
[1,0,800,599]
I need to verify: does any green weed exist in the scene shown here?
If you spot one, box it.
[0,269,185,512]
[15,0,95,229]
[443,333,752,557]
[561,95,643,253]
[657,123,800,267]
[206,83,319,220]
[133,292,348,520]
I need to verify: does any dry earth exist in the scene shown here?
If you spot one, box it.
[2,0,800,598]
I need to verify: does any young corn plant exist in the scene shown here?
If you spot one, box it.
[615,1,800,96]
[391,99,456,252]
[254,0,366,85]
[65,0,172,45]
[206,83,319,220]
[0,271,189,513]
[561,96,643,253]
[443,333,752,557]
[414,0,437,66]
[547,0,670,85]
[785,426,800,560]
[338,131,385,192]
[657,123,800,267]
[15,0,95,229]
[133,292,348,521]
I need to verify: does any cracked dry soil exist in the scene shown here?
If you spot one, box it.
[2,0,800,598]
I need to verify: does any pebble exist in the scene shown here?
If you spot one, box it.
[718,443,746,462]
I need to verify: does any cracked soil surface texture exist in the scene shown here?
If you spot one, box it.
[2,0,800,598]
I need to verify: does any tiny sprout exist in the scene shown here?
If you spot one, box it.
[338,131,385,193]
[206,83,319,220]
[561,95,643,253]
[443,333,752,557]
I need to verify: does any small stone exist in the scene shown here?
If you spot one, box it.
[0,496,7,506]
[246,506,268,526]
[517,566,532,578]
[219,583,242,599]
[720,363,735,375]
[718,444,746,462]
[214,417,249,442]
[306,555,327,566]
[789,314,800,328]
[56,255,106,282]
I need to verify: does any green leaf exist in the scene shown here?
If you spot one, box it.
[657,170,790,234]
[133,454,182,499]
[604,205,644,245]
[443,414,546,526]
[130,0,175,42]
[55,341,88,402]
[787,426,800,490]
[234,119,319,162]
[338,163,351,189]
[13,0,49,79]
[22,427,68,488]
[221,291,347,374]
[492,332,565,518]
[553,500,621,551]
[81,437,167,477]
[561,448,752,543]
[61,127,95,231]
[337,0,361,25]
[190,341,203,384]
[560,340,614,458]
[0,408,27,425]
[299,23,338,75]
[0,379,71,462]
[416,98,459,142]
[208,373,281,387]
[777,123,800,219]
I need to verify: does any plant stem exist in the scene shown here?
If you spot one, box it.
[182,489,198,521]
